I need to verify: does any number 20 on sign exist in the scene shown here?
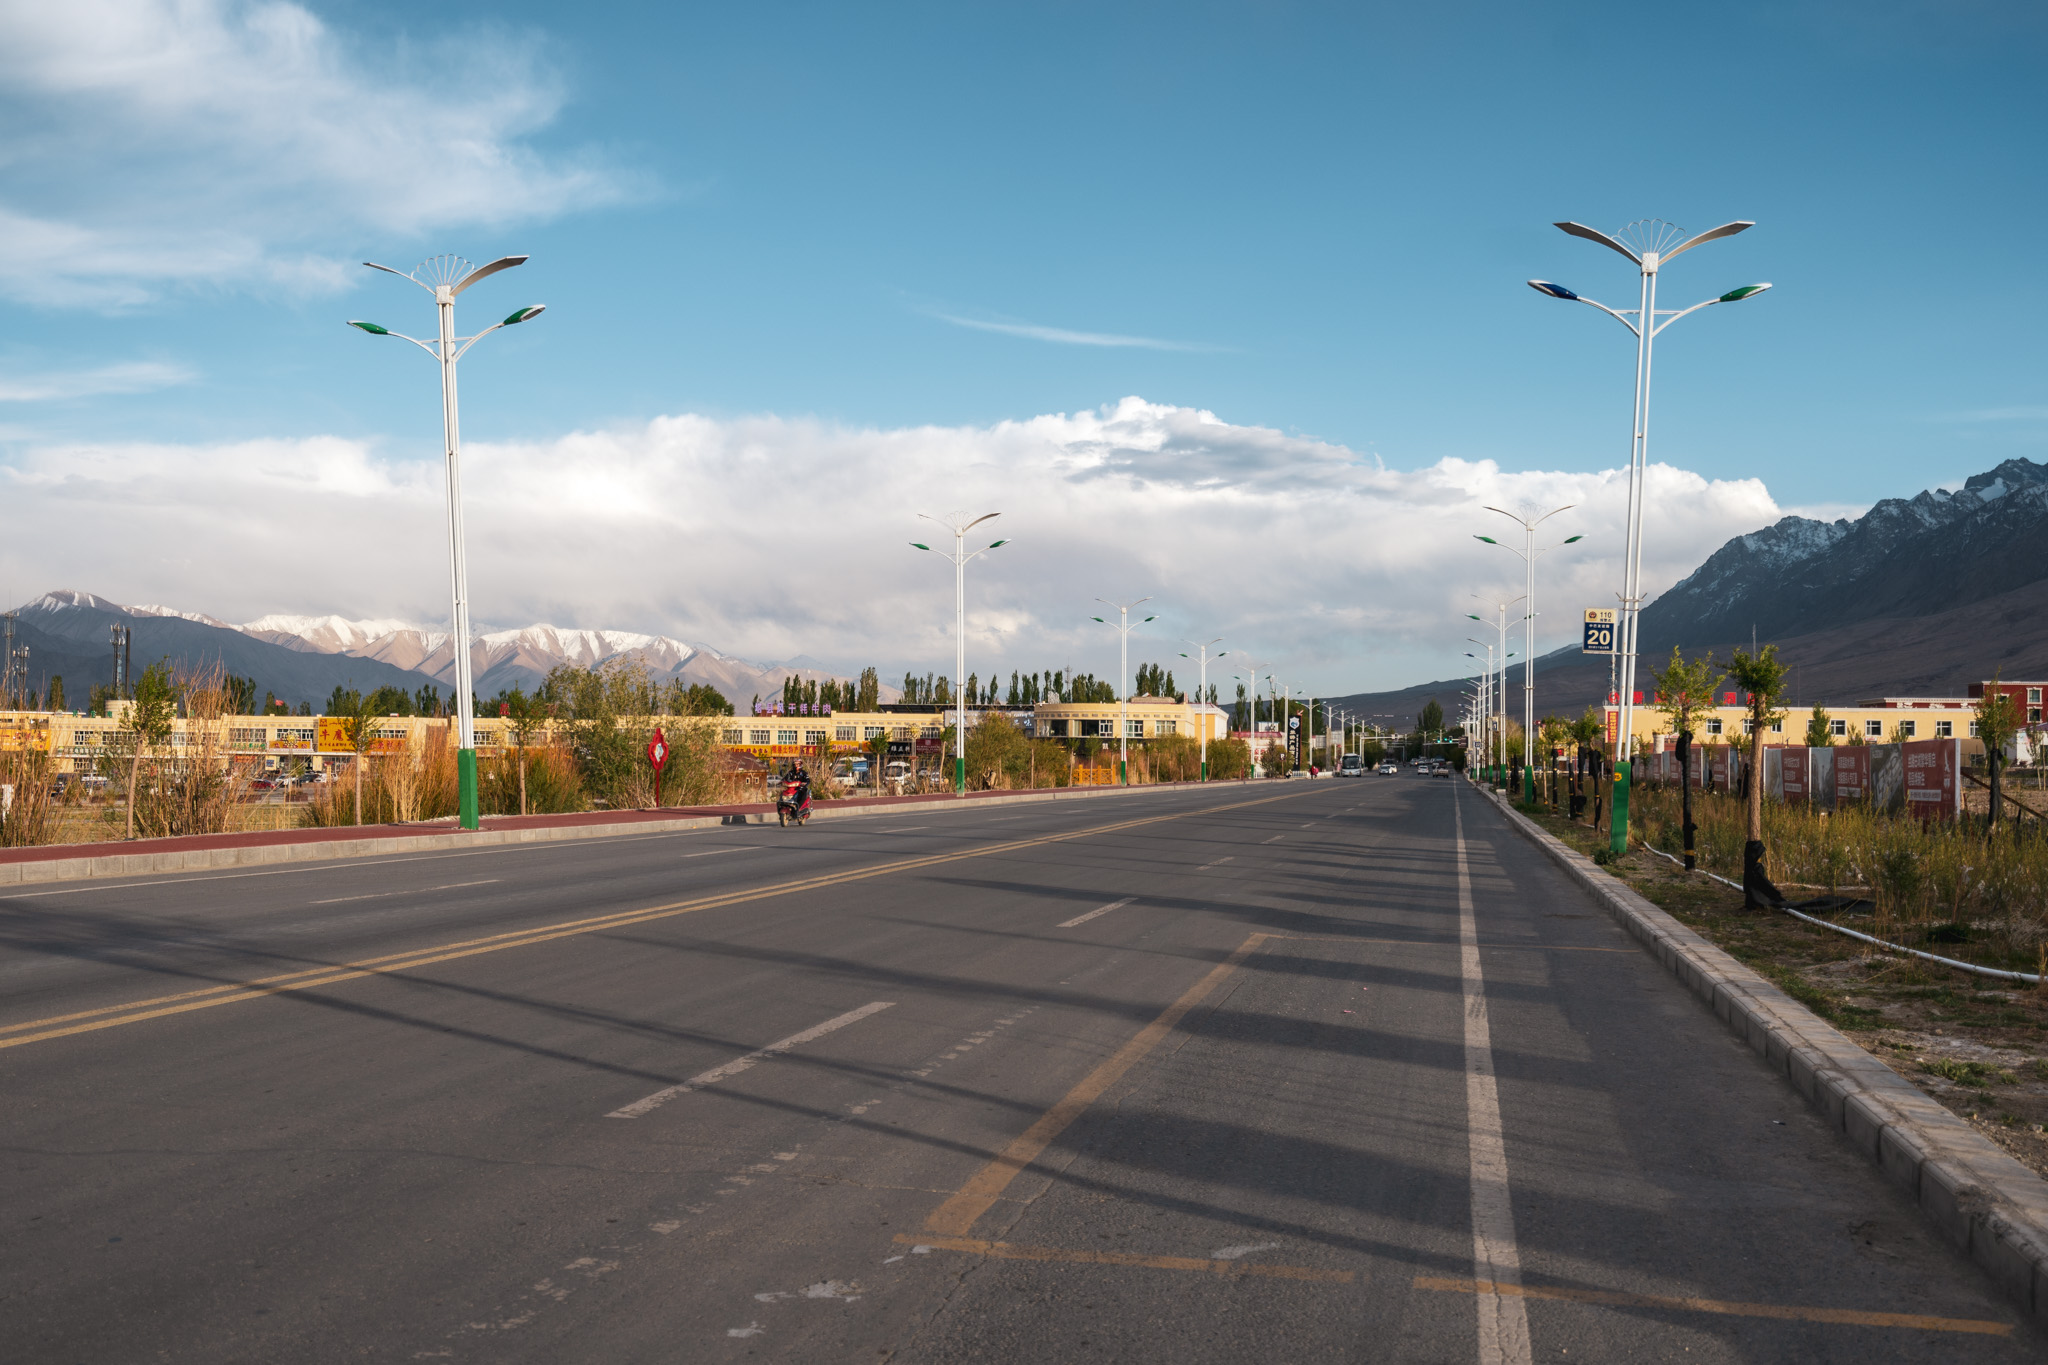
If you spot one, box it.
[1582,608,1616,655]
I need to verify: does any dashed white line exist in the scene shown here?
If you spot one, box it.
[876,826,929,833]
[1058,897,1133,929]
[310,878,500,905]
[1262,834,1284,843]
[606,1001,896,1119]
[1196,856,1235,870]
[679,847,762,859]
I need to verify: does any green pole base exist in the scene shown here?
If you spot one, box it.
[955,755,966,795]
[1610,764,1630,856]
[1119,758,1127,786]
[1200,761,1208,782]
[458,748,479,830]
[1522,767,1534,805]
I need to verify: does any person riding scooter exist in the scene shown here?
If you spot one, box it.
[777,763,813,826]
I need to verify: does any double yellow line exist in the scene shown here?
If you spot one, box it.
[1,790,1305,1053]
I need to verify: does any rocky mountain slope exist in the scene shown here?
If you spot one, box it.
[1333,456,2048,732]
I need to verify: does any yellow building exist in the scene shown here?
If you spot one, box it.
[1029,698,1231,743]
[1602,697,1987,756]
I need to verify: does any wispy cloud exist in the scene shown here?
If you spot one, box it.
[0,1,638,307]
[0,360,195,402]
[934,312,1229,353]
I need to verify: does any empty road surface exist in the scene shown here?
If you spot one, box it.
[1,777,2036,1362]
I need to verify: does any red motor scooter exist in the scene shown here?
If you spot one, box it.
[776,777,812,827]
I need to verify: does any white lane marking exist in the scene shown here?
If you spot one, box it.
[1197,856,1235,870]
[1211,1241,1282,1260]
[679,847,761,859]
[310,878,500,905]
[606,1001,896,1119]
[876,826,929,833]
[1262,833,1284,843]
[1453,785,1531,1365]
[1058,897,1133,929]
[728,1323,765,1338]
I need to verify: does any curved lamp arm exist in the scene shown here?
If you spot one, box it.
[1651,284,1772,338]
[346,321,439,358]
[1528,281,1640,337]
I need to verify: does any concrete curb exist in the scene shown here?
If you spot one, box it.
[0,780,1230,888]
[1473,779,2048,1329]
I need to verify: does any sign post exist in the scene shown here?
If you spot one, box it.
[647,726,669,809]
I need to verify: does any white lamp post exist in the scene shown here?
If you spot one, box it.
[1477,508,1582,801]
[1091,598,1154,785]
[911,511,1008,794]
[348,253,545,831]
[1529,217,1771,847]
[1178,639,1225,780]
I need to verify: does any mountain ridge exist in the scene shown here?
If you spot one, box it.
[7,592,864,709]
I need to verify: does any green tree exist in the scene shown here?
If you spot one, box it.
[220,674,257,715]
[46,675,65,712]
[499,684,552,816]
[1726,644,1790,872]
[1974,679,2024,827]
[329,685,377,826]
[856,667,880,711]
[124,661,178,840]
[1418,699,1445,738]
[1805,703,1834,748]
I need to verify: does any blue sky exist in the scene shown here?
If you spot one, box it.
[3,1,2044,691]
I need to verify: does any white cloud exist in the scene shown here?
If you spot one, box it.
[0,397,1786,693]
[934,312,1227,352]
[0,0,632,307]
[0,360,195,401]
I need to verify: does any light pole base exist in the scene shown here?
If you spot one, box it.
[1200,760,1208,782]
[1610,764,1630,856]
[954,755,966,795]
[1119,758,1127,786]
[458,748,479,830]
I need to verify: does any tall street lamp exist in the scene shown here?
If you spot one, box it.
[348,253,545,831]
[911,512,1008,794]
[1178,639,1225,779]
[1469,594,1525,781]
[1092,598,1154,785]
[1530,217,1771,849]
[1477,508,1582,801]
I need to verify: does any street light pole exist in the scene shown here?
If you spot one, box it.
[348,253,545,831]
[1178,639,1225,780]
[1092,599,1154,785]
[1477,511,1582,802]
[1530,217,1771,849]
[911,512,1008,794]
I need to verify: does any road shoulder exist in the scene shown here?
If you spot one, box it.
[1469,778,2048,1330]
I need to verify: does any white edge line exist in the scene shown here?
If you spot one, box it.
[1058,897,1134,929]
[606,1001,896,1119]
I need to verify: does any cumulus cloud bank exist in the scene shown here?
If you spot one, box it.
[0,0,629,307]
[0,398,1787,692]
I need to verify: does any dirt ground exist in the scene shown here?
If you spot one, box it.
[1512,796,2048,1181]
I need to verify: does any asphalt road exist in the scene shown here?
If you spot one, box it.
[1,776,2037,1363]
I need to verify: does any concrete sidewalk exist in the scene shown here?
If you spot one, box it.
[0,778,1235,886]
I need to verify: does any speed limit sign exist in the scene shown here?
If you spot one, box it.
[1582,608,1616,654]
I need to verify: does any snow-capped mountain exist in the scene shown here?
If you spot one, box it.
[7,591,870,708]
[234,614,834,699]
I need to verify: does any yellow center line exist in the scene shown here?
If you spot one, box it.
[1,791,1311,1052]
[923,930,1272,1238]
[895,1233,1353,1283]
[1414,1276,2012,1337]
